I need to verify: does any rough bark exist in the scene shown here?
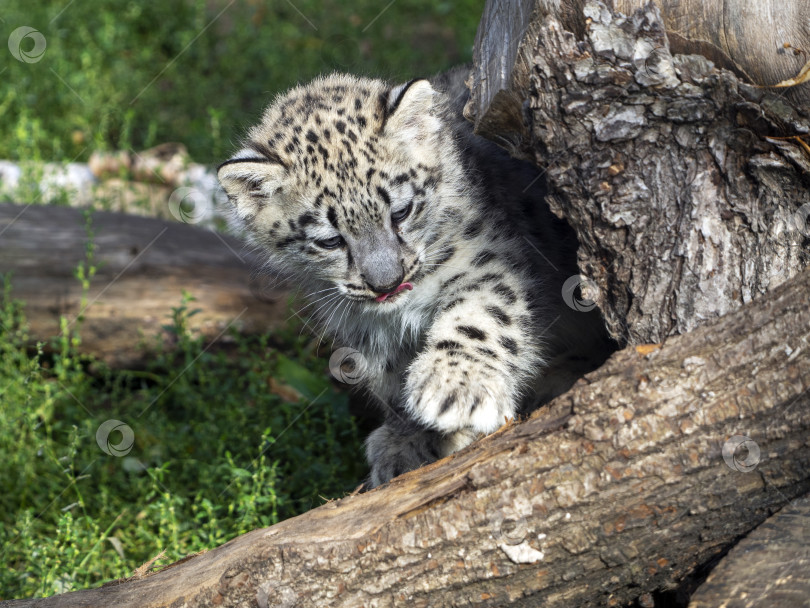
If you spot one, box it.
[689,492,810,608]
[2,253,809,607]
[533,1,809,344]
[467,0,810,151]
[613,0,810,107]
[472,0,810,345]
[0,204,289,368]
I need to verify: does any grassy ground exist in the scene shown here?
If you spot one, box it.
[1,0,482,599]
[0,271,368,598]
[2,0,481,164]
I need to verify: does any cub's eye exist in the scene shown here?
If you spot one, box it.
[391,201,413,224]
[314,235,345,250]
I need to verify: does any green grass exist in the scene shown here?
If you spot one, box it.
[0,273,369,599]
[2,0,482,164]
[0,0,482,598]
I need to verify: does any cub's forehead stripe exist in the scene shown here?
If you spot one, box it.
[217,157,284,172]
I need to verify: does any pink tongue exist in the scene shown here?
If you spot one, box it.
[375,282,413,302]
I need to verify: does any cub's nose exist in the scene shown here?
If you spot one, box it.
[365,272,405,295]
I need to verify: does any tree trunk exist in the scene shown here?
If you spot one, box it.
[468,0,810,345]
[3,1,809,606]
[0,204,290,368]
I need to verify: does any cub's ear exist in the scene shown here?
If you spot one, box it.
[217,154,287,219]
[383,79,442,144]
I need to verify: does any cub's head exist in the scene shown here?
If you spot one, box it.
[218,74,464,308]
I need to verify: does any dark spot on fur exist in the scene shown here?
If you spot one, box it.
[475,347,497,359]
[457,325,486,341]
[442,298,465,312]
[298,212,316,227]
[439,392,457,415]
[472,250,496,267]
[327,207,339,229]
[485,305,511,326]
[463,221,483,239]
[277,235,299,249]
[499,336,518,355]
[432,246,455,266]
[441,273,466,290]
[436,340,463,351]
[493,283,517,304]
[377,187,391,207]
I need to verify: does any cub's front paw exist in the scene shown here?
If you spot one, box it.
[405,356,517,434]
[365,424,441,488]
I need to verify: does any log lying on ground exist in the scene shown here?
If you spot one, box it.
[0,204,290,368]
[469,0,810,345]
[689,492,810,608]
[3,261,808,606]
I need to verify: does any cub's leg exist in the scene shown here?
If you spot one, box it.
[365,421,480,487]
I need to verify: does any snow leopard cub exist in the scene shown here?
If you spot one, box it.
[218,68,609,487]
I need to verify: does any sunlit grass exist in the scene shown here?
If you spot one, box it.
[0,275,367,599]
[1,0,481,164]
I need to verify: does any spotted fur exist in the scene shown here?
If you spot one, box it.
[218,68,611,488]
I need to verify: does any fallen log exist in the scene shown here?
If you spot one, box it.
[0,204,290,368]
[1,252,808,607]
[689,492,810,608]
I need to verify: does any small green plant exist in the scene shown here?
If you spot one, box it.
[0,248,366,600]
[1,0,476,597]
[2,0,480,164]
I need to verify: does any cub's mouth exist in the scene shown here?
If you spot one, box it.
[374,282,414,303]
